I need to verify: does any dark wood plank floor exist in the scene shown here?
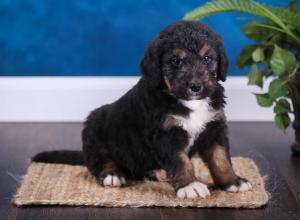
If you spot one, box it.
[1,122,300,220]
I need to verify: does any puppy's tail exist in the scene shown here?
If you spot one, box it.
[32,150,84,165]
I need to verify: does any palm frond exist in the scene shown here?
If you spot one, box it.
[183,0,300,44]
[271,7,300,30]
[184,0,267,20]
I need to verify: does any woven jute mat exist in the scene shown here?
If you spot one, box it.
[12,157,268,208]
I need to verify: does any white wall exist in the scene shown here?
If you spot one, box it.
[0,76,274,122]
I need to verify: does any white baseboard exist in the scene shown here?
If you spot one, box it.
[0,76,274,122]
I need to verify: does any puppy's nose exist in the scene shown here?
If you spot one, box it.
[189,83,202,92]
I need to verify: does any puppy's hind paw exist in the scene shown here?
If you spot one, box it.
[226,177,252,193]
[101,174,126,187]
[177,181,210,199]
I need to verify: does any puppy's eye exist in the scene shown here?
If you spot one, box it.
[171,57,183,67]
[203,56,212,64]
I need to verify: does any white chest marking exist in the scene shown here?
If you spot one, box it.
[173,98,217,152]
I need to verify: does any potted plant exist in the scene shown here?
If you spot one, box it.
[184,0,300,153]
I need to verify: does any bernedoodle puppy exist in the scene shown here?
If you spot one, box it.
[33,21,252,198]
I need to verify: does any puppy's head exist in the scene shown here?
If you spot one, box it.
[140,21,228,100]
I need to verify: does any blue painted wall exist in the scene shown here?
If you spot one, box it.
[0,0,293,76]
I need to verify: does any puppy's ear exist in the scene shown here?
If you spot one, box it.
[217,43,229,82]
[140,38,163,87]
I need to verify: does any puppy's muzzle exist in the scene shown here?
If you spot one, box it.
[189,83,202,93]
[188,80,204,96]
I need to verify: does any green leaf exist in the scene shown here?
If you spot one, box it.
[242,22,274,41]
[270,45,298,76]
[275,113,291,131]
[268,79,289,100]
[288,0,298,11]
[255,93,273,107]
[237,45,256,69]
[252,47,265,62]
[248,64,263,87]
[274,98,291,114]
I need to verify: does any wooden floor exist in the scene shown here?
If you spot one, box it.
[0,122,300,220]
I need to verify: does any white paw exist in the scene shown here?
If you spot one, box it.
[177,181,210,199]
[103,174,126,187]
[226,181,252,192]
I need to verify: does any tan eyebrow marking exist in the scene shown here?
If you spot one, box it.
[199,44,211,57]
[164,76,172,91]
[173,49,187,59]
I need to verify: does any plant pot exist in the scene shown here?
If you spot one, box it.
[289,72,300,155]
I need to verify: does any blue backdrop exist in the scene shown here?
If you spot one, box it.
[0,0,292,76]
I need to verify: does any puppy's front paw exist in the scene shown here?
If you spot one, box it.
[226,177,252,193]
[102,174,126,187]
[177,181,210,199]
[154,169,168,182]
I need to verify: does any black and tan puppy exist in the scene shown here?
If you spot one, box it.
[33,21,252,198]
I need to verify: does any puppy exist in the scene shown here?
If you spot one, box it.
[33,21,252,198]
